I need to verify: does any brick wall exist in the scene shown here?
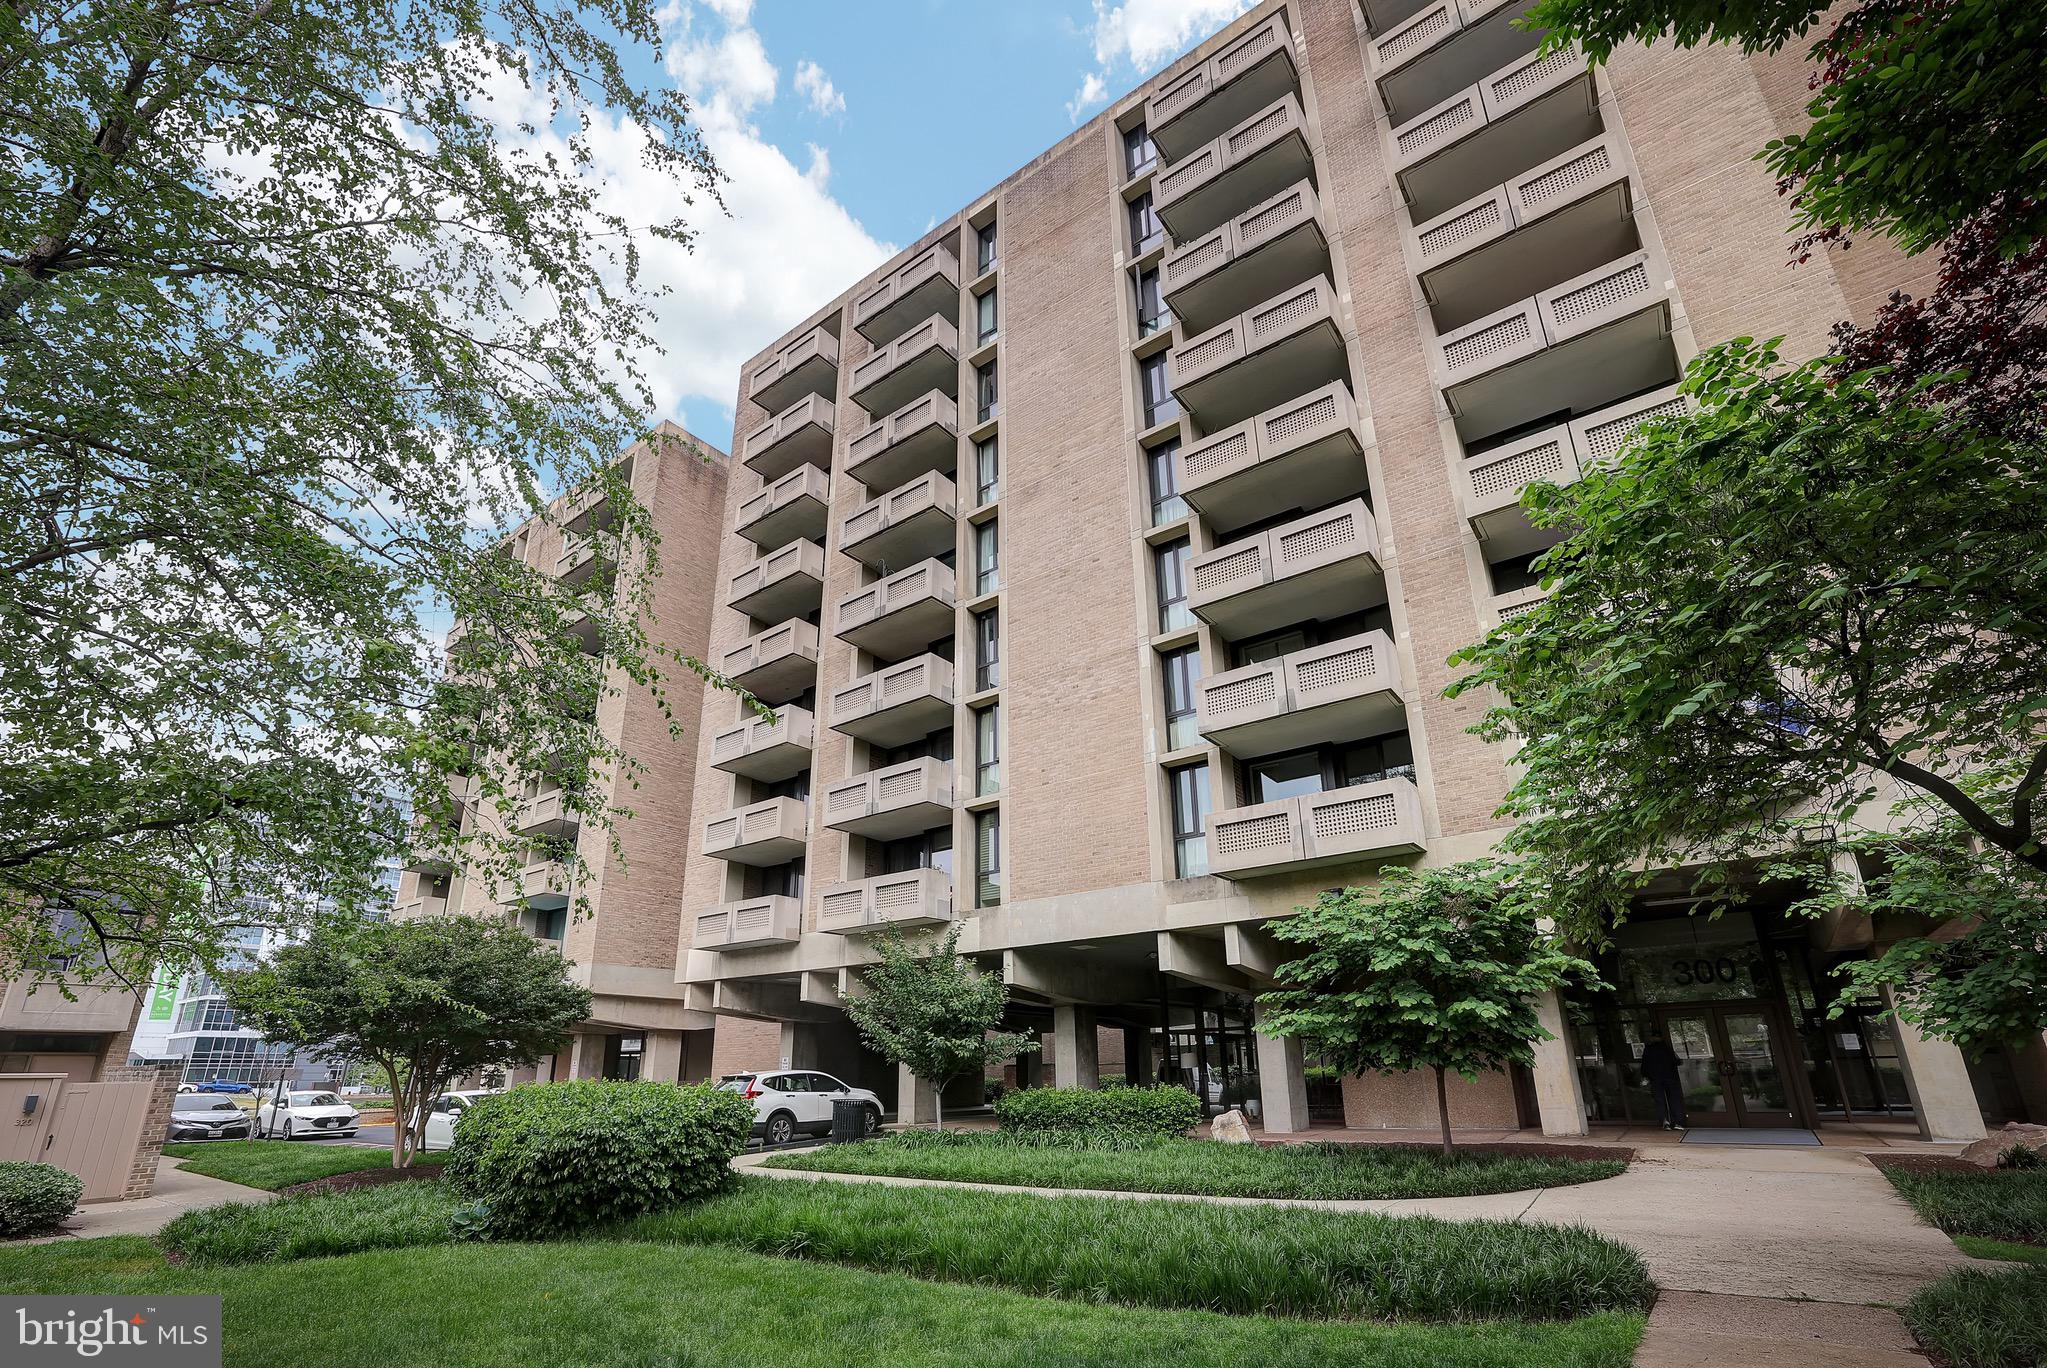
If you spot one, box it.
[102,1063,180,1201]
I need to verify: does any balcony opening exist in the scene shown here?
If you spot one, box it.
[742,858,805,902]
[875,826,952,879]
[1236,729,1415,806]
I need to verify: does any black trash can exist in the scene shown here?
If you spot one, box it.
[830,1097,868,1144]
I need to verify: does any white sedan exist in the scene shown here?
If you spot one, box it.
[257,1090,361,1140]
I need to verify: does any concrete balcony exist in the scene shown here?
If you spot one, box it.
[702,796,808,867]
[0,978,138,1034]
[833,559,957,662]
[515,860,570,907]
[749,325,839,413]
[1412,133,1634,332]
[1432,246,1680,441]
[1177,380,1369,536]
[829,653,957,748]
[553,535,609,589]
[840,471,957,573]
[853,242,962,346]
[1197,630,1408,758]
[1170,275,1347,432]
[742,393,835,483]
[1390,44,1597,223]
[694,896,802,951]
[1368,0,1544,127]
[393,894,448,919]
[1208,776,1425,878]
[727,538,825,622]
[1360,0,1438,36]
[1162,180,1330,336]
[560,463,623,537]
[845,391,960,494]
[818,868,953,935]
[1155,94,1313,245]
[1188,497,1382,640]
[515,787,578,838]
[1489,582,1548,624]
[717,619,820,706]
[735,464,830,549]
[849,316,960,418]
[709,703,816,783]
[1147,11,1300,161]
[821,757,955,841]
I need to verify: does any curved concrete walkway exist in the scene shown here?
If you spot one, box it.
[17,1159,273,1244]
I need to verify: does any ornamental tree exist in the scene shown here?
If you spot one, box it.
[1256,861,1596,1156]
[224,915,591,1167]
[841,924,1037,1130]
[1447,339,2047,944]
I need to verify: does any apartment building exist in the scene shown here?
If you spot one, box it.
[675,0,2017,1139]
[395,422,739,1084]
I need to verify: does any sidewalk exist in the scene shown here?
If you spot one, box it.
[19,1159,270,1244]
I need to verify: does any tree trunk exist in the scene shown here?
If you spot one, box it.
[933,1076,945,1131]
[1434,1065,1454,1158]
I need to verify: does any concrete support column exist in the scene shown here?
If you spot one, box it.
[897,1064,938,1125]
[566,1032,605,1080]
[1122,1026,1153,1086]
[1053,1005,1100,1089]
[641,1029,683,1084]
[1251,1005,1309,1133]
[1887,990,1989,1141]
[1530,990,1589,1137]
[1017,1039,1044,1090]
[779,1021,824,1071]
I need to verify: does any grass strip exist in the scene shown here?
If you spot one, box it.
[1905,1264,2047,1368]
[162,1179,463,1265]
[1884,1167,2047,1245]
[1956,1235,2047,1266]
[163,1140,440,1191]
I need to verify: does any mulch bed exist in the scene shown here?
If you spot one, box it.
[277,1166,446,1198]
[1256,1138,1636,1163]
[1862,1151,1981,1176]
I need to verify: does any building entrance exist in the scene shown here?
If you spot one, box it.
[1657,1002,1797,1128]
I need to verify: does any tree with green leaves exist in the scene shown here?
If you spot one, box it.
[840,924,1037,1130]
[1,0,733,990]
[224,914,591,1167]
[1256,862,1595,1156]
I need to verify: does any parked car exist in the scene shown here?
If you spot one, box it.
[193,1078,254,1095]
[167,1093,254,1142]
[256,1090,361,1140]
[718,1071,883,1145]
[419,1089,500,1151]
[175,1083,198,1094]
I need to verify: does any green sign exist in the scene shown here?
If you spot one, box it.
[146,964,178,1022]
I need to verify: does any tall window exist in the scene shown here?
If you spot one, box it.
[976,288,998,345]
[974,436,1000,505]
[1135,268,1170,336]
[977,221,999,273]
[974,705,1001,796]
[1124,124,1157,178]
[974,608,1001,691]
[974,519,1000,595]
[975,361,999,424]
[1148,438,1185,525]
[1128,192,1163,255]
[1139,352,1178,427]
[1170,763,1212,877]
[1155,537,1193,632]
[1161,646,1201,750]
[973,809,1003,908]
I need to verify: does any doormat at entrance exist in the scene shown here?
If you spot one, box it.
[1680,1128,1820,1147]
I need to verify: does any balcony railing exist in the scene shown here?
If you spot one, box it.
[820,757,954,841]
[709,703,817,783]
[839,471,957,572]
[1146,11,1300,161]
[749,325,840,413]
[702,796,808,866]
[1188,497,1382,639]
[1208,776,1425,878]
[392,894,449,920]
[829,653,956,747]
[1176,380,1368,535]
[1488,582,1549,627]
[741,392,835,482]
[853,242,962,346]
[1170,275,1347,432]
[1359,0,1438,39]
[818,868,952,935]
[694,895,801,951]
[1197,630,1407,757]
[553,534,608,589]
[845,391,960,494]
[727,538,825,622]
[849,316,960,418]
[514,860,570,906]
[833,559,958,662]
[514,787,578,838]
[1389,44,1597,222]
[735,463,831,549]
[1161,180,1329,336]
[717,618,820,706]
[1457,384,1690,547]
[1155,94,1313,245]
[1367,0,1543,128]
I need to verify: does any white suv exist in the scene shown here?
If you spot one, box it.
[719,1071,883,1145]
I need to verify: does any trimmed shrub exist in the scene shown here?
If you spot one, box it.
[993,1085,1202,1143]
[443,1079,752,1237]
[0,1162,82,1238]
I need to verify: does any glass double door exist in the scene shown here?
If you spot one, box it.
[1658,1003,1798,1128]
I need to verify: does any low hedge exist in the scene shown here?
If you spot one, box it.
[0,1163,81,1238]
[442,1079,752,1237]
[992,1084,1203,1143]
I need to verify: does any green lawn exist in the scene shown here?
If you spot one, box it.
[163,1180,463,1264]
[0,1236,1646,1367]
[1906,1264,2047,1368]
[1957,1235,2047,1266]
[1883,1166,2047,1245]
[763,1133,1625,1200]
[163,1140,440,1191]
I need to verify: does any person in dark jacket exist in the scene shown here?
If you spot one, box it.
[1640,1028,1688,1131]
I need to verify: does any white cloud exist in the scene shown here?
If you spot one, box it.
[794,60,846,118]
[668,21,778,123]
[1066,72,1108,122]
[1069,0,1257,121]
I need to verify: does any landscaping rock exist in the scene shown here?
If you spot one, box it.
[1957,1121,2047,1167]
[1210,1109,1254,1144]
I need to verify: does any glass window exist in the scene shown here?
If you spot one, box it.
[1128,193,1163,255]
[976,361,999,424]
[974,519,1000,595]
[1136,268,1171,337]
[1238,629,1309,666]
[975,436,1000,505]
[1154,537,1193,633]
[1249,751,1324,802]
[977,221,998,273]
[1340,732,1417,787]
[881,827,952,875]
[1170,763,1211,878]
[1140,352,1178,427]
[1161,646,1201,751]
[974,809,1003,908]
[1148,439,1185,525]
[1124,124,1157,178]
[974,608,1001,691]
[975,705,1001,796]
[976,288,998,345]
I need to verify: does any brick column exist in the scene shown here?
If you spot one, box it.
[103,1063,180,1202]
